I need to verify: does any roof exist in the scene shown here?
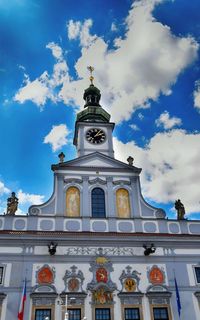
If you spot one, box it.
[51,152,142,174]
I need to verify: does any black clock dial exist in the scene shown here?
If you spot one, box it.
[86,128,106,144]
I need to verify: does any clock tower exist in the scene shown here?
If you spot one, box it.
[73,67,115,158]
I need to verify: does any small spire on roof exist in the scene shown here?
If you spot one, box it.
[87,66,94,85]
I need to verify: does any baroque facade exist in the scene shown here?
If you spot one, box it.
[1,78,200,320]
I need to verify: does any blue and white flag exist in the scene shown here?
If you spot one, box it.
[174,277,181,317]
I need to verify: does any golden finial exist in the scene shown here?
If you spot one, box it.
[87,66,94,85]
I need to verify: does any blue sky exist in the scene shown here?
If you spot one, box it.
[0,0,200,219]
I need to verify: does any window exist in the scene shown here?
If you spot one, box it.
[0,267,4,285]
[153,307,169,320]
[35,309,51,320]
[92,188,106,218]
[95,308,111,320]
[68,309,81,320]
[125,308,140,320]
[195,267,200,283]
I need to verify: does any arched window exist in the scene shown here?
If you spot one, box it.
[66,187,80,217]
[116,188,131,218]
[92,188,106,218]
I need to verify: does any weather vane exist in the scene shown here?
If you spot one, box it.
[87,66,94,85]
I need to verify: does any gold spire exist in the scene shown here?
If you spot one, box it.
[87,66,94,85]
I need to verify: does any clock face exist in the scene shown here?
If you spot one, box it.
[86,128,106,144]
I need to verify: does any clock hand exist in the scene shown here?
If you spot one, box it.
[94,130,103,137]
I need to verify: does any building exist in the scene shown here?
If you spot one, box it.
[0,75,200,320]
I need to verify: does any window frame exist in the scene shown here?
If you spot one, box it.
[95,308,111,320]
[34,308,51,320]
[0,265,5,286]
[121,304,143,320]
[194,266,200,284]
[124,307,141,320]
[31,302,56,320]
[67,308,82,320]
[152,307,169,320]
[149,305,172,320]
[91,187,106,218]
[92,306,114,320]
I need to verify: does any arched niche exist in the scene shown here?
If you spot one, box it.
[116,188,131,218]
[66,187,80,217]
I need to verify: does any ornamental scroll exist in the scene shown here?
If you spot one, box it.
[63,265,84,292]
[119,266,141,293]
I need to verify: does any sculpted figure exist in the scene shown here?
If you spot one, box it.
[7,192,18,215]
[175,199,185,220]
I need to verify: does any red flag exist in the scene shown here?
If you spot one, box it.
[18,279,27,320]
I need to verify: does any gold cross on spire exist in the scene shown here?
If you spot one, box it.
[87,66,94,85]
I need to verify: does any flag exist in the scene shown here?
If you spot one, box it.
[18,279,27,320]
[174,276,181,317]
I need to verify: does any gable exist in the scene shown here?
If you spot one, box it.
[52,152,141,173]
[76,157,114,167]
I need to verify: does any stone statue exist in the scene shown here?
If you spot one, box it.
[58,152,65,163]
[127,156,134,166]
[6,192,18,215]
[175,199,185,220]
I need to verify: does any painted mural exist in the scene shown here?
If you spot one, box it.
[66,187,80,217]
[116,188,131,218]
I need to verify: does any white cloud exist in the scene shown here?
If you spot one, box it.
[15,207,26,215]
[64,0,198,123]
[43,124,70,152]
[14,43,69,108]
[68,20,81,39]
[17,189,44,205]
[130,124,140,131]
[111,22,118,32]
[0,181,10,195]
[14,0,198,123]
[67,19,97,47]
[113,129,200,215]
[46,42,63,60]
[14,71,52,107]
[155,111,182,129]
[138,112,144,120]
[194,80,200,112]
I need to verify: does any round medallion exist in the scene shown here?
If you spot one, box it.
[86,128,106,144]
[124,278,136,292]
